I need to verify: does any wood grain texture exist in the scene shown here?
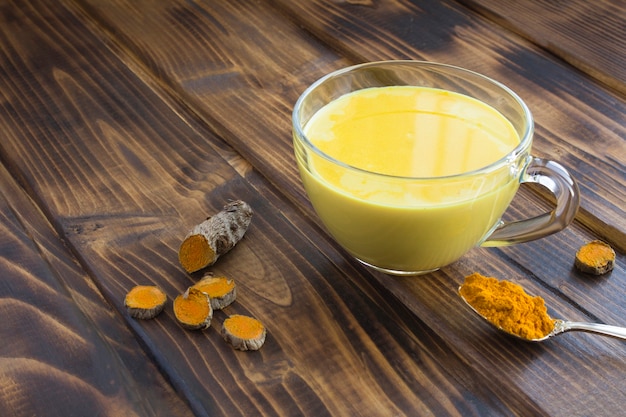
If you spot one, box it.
[0,0,624,416]
[0,166,194,417]
[270,0,626,251]
[71,0,625,252]
[66,0,626,327]
[456,0,626,94]
[0,1,533,415]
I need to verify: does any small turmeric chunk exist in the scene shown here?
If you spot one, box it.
[459,273,555,340]
[179,200,253,273]
[173,288,213,330]
[221,314,266,351]
[574,240,615,275]
[124,285,167,320]
[192,274,236,310]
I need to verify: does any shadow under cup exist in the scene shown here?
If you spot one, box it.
[293,61,579,276]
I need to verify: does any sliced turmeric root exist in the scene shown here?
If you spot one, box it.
[221,314,266,351]
[124,285,167,319]
[575,240,616,275]
[173,288,213,330]
[192,275,236,310]
[178,200,253,273]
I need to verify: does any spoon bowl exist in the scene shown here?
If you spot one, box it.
[459,287,626,342]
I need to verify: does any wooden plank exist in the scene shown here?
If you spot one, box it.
[1,0,624,416]
[0,1,543,416]
[456,0,626,94]
[56,0,626,415]
[270,0,626,251]
[66,0,626,341]
[0,165,194,417]
[250,170,626,417]
[72,0,625,252]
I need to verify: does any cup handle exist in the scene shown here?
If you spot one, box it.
[482,157,580,247]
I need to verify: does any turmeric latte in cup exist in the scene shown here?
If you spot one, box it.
[293,61,579,275]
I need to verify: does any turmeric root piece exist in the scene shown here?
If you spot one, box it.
[124,285,167,319]
[179,200,253,273]
[173,288,213,330]
[192,274,236,310]
[221,314,266,351]
[575,240,616,275]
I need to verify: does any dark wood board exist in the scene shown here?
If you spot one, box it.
[0,1,539,415]
[70,0,625,251]
[270,0,626,250]
[65,0,626,365]
[0,0,624,416]
[457,0,626,94]
[0,167,193,416]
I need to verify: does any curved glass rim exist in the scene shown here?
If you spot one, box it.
[292,60,534,181]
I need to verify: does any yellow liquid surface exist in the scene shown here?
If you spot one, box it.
[298,86,521,272]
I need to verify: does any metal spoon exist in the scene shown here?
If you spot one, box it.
[459,287,626,342]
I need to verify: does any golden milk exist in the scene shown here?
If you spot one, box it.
[298,86,521,272]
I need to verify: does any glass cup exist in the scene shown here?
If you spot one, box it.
[292,61,579,276]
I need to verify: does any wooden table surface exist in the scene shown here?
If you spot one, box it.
[0,0,624,416]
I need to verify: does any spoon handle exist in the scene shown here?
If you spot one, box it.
[560,321,626,340]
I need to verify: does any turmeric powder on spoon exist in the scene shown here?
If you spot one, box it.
[459,273,555,340]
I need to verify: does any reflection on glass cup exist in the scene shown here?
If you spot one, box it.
[293,61,579,276]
